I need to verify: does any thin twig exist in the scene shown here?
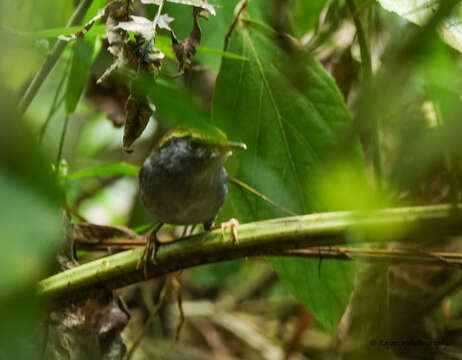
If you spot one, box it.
[55,115,70,174]
[229,177,296,216]
[284,247,462,267]
[38,62,70,144]
[125,276,171,360]
[17,0,94,117]
[151,0,165,40]
[224,0,248,50]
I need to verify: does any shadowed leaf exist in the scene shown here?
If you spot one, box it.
[212,18,360,334]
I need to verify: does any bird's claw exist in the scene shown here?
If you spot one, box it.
[136,224,162,278]
[213,218,240,245]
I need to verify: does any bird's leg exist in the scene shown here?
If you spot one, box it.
[180,225,189,238]
[210,218,240,245]
[150,222,164,266]
[136,223,163,278]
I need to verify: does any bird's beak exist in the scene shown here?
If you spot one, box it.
[223,141,247,152]
[213,141,247,158]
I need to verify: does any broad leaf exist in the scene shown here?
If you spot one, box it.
[212,20,360,333]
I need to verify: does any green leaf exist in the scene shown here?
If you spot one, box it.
[377,0,462,53]
[272,258,356,332]
[65,37,100,115]
[212,20,360,333]
[64,162,140,180]
[196,45,249,61]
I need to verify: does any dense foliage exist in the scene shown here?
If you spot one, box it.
[2,0,462,358]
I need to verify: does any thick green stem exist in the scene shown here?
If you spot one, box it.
[346,0,383,187]
[17,0,93,117]
[39,204,462,302]
[55,115,69,173]
[346,0,372,80]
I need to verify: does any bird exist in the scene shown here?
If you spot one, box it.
[137,125,246,273]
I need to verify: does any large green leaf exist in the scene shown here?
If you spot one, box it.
[0,84,61,359]
[212,20,360,333]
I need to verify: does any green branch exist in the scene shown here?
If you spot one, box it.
[39,204,462,301]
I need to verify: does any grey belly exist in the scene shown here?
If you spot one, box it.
[140,168,227,226]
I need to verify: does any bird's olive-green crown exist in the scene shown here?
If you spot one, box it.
[157,125,246,151]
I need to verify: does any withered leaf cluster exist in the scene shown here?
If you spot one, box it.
[94,0,213,152]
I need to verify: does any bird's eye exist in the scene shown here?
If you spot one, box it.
[190,140,201,149]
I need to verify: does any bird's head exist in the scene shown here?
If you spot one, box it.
[155,125,246,177]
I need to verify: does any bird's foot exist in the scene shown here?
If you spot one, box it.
[136,223,163,278]
[212,218,240,245]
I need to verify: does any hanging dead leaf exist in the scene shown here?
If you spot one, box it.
[117,14,174,37]
[123,95,153,152]
[171,7,205,74]
[97,1,132,84]
[141,0,216,16]
[85,74,130,127]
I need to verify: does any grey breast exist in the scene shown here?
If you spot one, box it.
[139,137,228,226]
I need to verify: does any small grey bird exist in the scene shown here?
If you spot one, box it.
[138,126,246,270]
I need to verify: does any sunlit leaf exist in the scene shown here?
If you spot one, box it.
[378,0,462,53]
[10,25,105,39]
[64,162,140,181]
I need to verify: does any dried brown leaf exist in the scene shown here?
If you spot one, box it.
[73,222,139,244]
[117,14,174,37]
[171,7,204,74]
[141,0,216,16]
[97,2,132,83]
[123,95,153,152]
[85,75,130,127]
